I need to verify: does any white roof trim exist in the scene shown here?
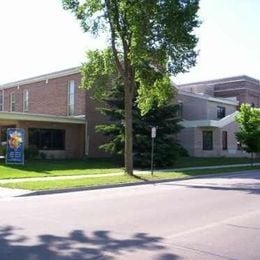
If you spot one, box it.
[181,111,239,128]
[178,90,239,106]
[178,75,260,88]
[0,67,81,89]
[0,111,85,124]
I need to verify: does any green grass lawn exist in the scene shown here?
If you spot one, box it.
[0,157,259,180]
[1,165,259,191]
[172,157,260,168]
[0,159,123,179]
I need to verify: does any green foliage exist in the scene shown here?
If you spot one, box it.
[24,146,39,160]
[63,0,200,113]
[96,82,186,168]
[235,104,260,154]
[63,0,200,174]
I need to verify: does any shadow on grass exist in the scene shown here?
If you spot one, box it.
[0,225,182,260]
[1,158,121,174]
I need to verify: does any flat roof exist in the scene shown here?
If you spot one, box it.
[178,75,260,88]
[0,111,85,124]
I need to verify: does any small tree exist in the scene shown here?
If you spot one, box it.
[235,104,260,165]
[96,81,185,168]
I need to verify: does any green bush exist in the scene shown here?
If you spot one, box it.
[24,146,39,159]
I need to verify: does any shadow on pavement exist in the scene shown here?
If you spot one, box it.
[0,225,181,260]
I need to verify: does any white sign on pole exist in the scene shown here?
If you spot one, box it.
[151,127,156,138]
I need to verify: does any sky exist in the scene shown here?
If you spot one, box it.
[0,0,260,85]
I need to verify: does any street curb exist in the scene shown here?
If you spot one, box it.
[18,169,259,197]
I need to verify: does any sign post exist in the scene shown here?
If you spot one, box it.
[6,128,25,165]
[151,127,156,176]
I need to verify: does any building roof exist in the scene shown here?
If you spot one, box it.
[0,111,85,124]
[0,67,80,89]
[181,111,239,128]
[178,75,260,88]
[178,89,239,106]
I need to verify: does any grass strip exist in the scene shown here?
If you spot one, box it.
[1,165,259,191]
[0,159,123,179]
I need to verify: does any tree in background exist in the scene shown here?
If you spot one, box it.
[235,104,260,164]
[96,81,185,168]
[63,0,200,175]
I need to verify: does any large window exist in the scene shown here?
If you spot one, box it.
[23,89,29,112]
[29,128,65,150]
[10,92,15,112]
[0,91,3,111]
[217,106,226,119]
[67,80,75,116]
[222,131,228,150]
[203,131,213,150]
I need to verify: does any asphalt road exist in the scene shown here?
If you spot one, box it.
[0,170,260,260]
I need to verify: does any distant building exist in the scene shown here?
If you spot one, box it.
[177,76,260,157]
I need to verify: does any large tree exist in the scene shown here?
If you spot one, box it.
[235,104,260,163]
[96,81,185,168]
[63,0,200,175]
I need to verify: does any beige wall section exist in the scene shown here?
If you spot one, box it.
[17,121,85,159]
[178,128,195,156]
[180,121,249,158]
[206,101,236,120]
[177,93,208,120]
[177,93,237,121]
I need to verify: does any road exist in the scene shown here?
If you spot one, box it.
[0,170,260,260]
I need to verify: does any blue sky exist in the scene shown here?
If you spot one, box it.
[0,0,259,84]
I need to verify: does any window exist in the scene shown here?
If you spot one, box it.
[67,80,75,116]
[28,128,65,150]
[222,131,228,150]
[0,91,3,111]
[0,125,16,143]
[203,131,213,150]
[177,102,183,118]
[10,92,15,112]
[23,89,29,112]
[217,106,226,119]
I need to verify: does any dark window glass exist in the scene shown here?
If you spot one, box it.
[203,131,213,150]
[0,125,16,143]
[29,128,65,150]
[222,131,228,150]
[217,106,226,119]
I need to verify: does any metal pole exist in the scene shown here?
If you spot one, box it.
[151,136,154,176]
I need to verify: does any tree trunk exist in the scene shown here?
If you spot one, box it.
[251,152,254,167]
[124,82,134,175]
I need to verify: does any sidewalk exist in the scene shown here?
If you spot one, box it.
[0,162,259,184]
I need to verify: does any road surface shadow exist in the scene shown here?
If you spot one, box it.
[163,182,260,195]
[0,225,181,260]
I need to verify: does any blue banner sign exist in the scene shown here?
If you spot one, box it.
[6,128,25,165]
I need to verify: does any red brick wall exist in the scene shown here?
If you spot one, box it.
[17,120,85,159]
[2,73,86,116]
[1,72,111,158]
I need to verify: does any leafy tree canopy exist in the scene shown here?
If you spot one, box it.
[63,0,200,174]
[63,0,200,113]
[235,104,260,154]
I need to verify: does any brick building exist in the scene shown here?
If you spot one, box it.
[0,67,107,159]
[0,69,259,159]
